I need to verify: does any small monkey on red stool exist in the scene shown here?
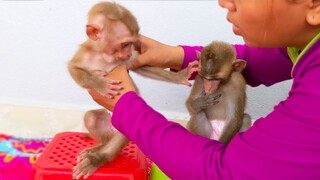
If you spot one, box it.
[186,41,251,144]
[69,2,196,179]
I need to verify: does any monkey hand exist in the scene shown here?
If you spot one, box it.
[95,77,124,99]
[190,93,221,113]
[177,61,199,86]
[89,64,136,111]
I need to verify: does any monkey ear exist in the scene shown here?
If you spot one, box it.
[232,59,247,72]
[196,50,201,60]
[86,24,102,41]
[196,51,202,70]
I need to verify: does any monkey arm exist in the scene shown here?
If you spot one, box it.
[134,66,181,83]
[133,65,196,86]
[68,65,106,90]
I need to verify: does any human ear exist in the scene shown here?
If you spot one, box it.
[306,0,320,25]
[86,24,102,41]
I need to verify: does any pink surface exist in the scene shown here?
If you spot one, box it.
[0,133,50,180]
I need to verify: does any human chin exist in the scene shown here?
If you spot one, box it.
[232,25,242,36]
[242,38,260,47]
[244,38,276,48]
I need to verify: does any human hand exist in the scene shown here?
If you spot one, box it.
[129,35,184,71]
[88,64,136,111]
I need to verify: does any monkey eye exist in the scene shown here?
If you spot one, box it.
[121,42,133,49]
[198,72,215,80]
[198,72,225,82]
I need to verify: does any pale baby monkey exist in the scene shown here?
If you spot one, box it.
[69,2,196,179]
[68,2,193,98]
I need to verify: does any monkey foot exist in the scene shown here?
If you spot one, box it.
[73,153,103,179]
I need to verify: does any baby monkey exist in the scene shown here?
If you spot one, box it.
[186,41,251,144]
[68,3,193,98]
[69,2,195,179]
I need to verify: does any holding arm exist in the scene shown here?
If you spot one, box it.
[133,36,293,86]
[234,45,293,86]
[89,64,230,179]
[89,36,295,179]
[131,35,185,71]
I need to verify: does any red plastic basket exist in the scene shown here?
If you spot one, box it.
[31,132,148,180]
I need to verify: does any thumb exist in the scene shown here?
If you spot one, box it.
[129,52,148,70]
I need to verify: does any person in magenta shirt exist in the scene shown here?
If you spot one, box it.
[90,0,320,179]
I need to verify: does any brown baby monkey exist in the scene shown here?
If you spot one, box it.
[69,2,195,179]
[186,41,251,144]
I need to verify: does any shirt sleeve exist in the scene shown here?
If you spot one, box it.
[112,91,231,179]
[180,45,293,86]
[234,44,293,86]
[111,42,320,179]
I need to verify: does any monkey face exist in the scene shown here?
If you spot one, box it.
[203,78,220,95]
[94,20,137,62]
[199,62,233,94]
[198,71,221,94]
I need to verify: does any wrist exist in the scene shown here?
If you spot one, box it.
[163,45,184,71]
[179,45,204,70]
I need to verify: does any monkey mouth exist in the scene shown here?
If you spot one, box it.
[205,90,217,95]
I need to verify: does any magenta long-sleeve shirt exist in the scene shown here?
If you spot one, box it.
[112,39,320,179]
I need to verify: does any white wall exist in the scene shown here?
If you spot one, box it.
[0,0,292,120]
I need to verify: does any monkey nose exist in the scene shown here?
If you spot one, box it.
[119,51,132,61]
[127,51,132,57]
[117,54,130,61]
